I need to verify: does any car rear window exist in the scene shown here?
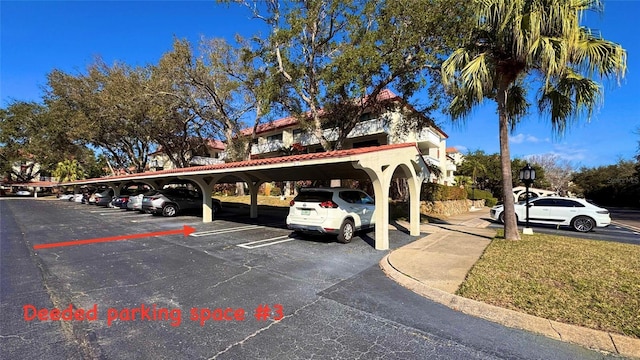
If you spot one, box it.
[294,190,333,203]
[339,191,374,204]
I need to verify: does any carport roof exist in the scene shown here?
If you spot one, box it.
[61,143,426,186]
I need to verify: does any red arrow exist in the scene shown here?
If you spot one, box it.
[33,225,196,250]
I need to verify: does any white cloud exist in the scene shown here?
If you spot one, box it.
[523,144,588,167]
[509,133,544,144]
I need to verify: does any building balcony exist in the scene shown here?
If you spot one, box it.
[250,140,284,155]
[416,128,442,148]
[291,118,388,147]
[423,155,440,168]
[190,156,225,166]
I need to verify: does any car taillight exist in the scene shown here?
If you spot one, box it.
[320,200,338,208]
[289,200,295,206]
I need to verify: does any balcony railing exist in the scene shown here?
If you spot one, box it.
[250,140,284,155]
[291,118,388,147]
[423,155,440,168]
[190,156,225,166]
[416,128,442,147]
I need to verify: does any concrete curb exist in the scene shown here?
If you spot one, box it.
[379,253,640,359]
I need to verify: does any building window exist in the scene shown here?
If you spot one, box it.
[267,133,283,142]
[359,112,376,122]
[353,140,379,148]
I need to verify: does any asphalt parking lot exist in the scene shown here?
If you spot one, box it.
[1,198,617,360]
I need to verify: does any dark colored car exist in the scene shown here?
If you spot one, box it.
[94,189,115,207]
[141,188,221,217]
[111,194,130,209]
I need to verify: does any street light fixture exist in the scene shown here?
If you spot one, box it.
[519,163,536,235]
[470,181,476,210]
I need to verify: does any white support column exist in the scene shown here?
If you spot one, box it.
[406,165,422,236]
[234,174,264,219]
[186,175,222,223]
[248,182,260,219]
[354,159,390,250]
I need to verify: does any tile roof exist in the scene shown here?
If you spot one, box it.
[74,143,419,183]
[238,89,448,139]
[240,89,402,136]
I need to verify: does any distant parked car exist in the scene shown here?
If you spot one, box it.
[286,188,375,243]
[111,194,130,209]
[94,189,115,207]
[128,190,157,212]
[142,188,221,217]
[15,189,32,196]
[73,194,84,203]
[58,191,75,201]
[490,196,611,232]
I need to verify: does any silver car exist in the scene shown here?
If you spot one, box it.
[141,188,221,217]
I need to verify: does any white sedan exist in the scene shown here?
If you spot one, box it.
[490,196,611,232]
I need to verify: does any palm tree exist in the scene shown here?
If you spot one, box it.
[53,159,85,183]
[441,0,626,240]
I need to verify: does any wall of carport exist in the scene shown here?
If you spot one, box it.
[62,144,430,250]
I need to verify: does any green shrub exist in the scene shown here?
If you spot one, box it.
[421,183,467,201]
[270,186,282,196]
[467,187,498,207]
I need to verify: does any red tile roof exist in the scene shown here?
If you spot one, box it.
[238,89,448,138]
[240,115,301,136]
[240,89,403,136]
[74,143,420,183]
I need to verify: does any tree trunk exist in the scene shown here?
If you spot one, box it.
[497,84,521,240]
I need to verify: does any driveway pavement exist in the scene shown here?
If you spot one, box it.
[386,208,640,359]
[1,198,634,359]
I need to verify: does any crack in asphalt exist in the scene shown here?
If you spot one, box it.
[207,297,324,360]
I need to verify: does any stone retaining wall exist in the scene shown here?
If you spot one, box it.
[421,199,486,217]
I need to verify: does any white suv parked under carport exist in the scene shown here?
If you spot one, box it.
[286,188,375,243]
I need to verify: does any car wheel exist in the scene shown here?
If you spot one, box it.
[571,216,595,232]
[162,204,178,217]
[337,219,355,244]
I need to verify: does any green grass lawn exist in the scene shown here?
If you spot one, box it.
[457,232,640,338]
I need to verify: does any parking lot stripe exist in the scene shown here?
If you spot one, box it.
[190,224,262,237]
[237,235,295,249]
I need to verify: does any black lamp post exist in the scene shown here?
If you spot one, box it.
[471,181,476,200]
[519,163,536,234]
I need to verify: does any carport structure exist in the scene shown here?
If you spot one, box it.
[62,143,430,250]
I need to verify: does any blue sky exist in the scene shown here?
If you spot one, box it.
[1,1,638,169]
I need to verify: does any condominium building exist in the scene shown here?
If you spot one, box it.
[150,90,456,184]
[242,90,455,184]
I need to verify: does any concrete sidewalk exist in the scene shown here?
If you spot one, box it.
[382,208,640,359]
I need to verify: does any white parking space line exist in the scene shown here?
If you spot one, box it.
[237,235,296,249]
[98,211,129,216]
[130,216,170,223]
[190,224,262,237]
[189,222,285,237]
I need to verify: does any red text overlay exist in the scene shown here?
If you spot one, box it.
[23,303,284,327]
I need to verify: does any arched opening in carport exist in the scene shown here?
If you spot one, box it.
[59,144,430,250]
